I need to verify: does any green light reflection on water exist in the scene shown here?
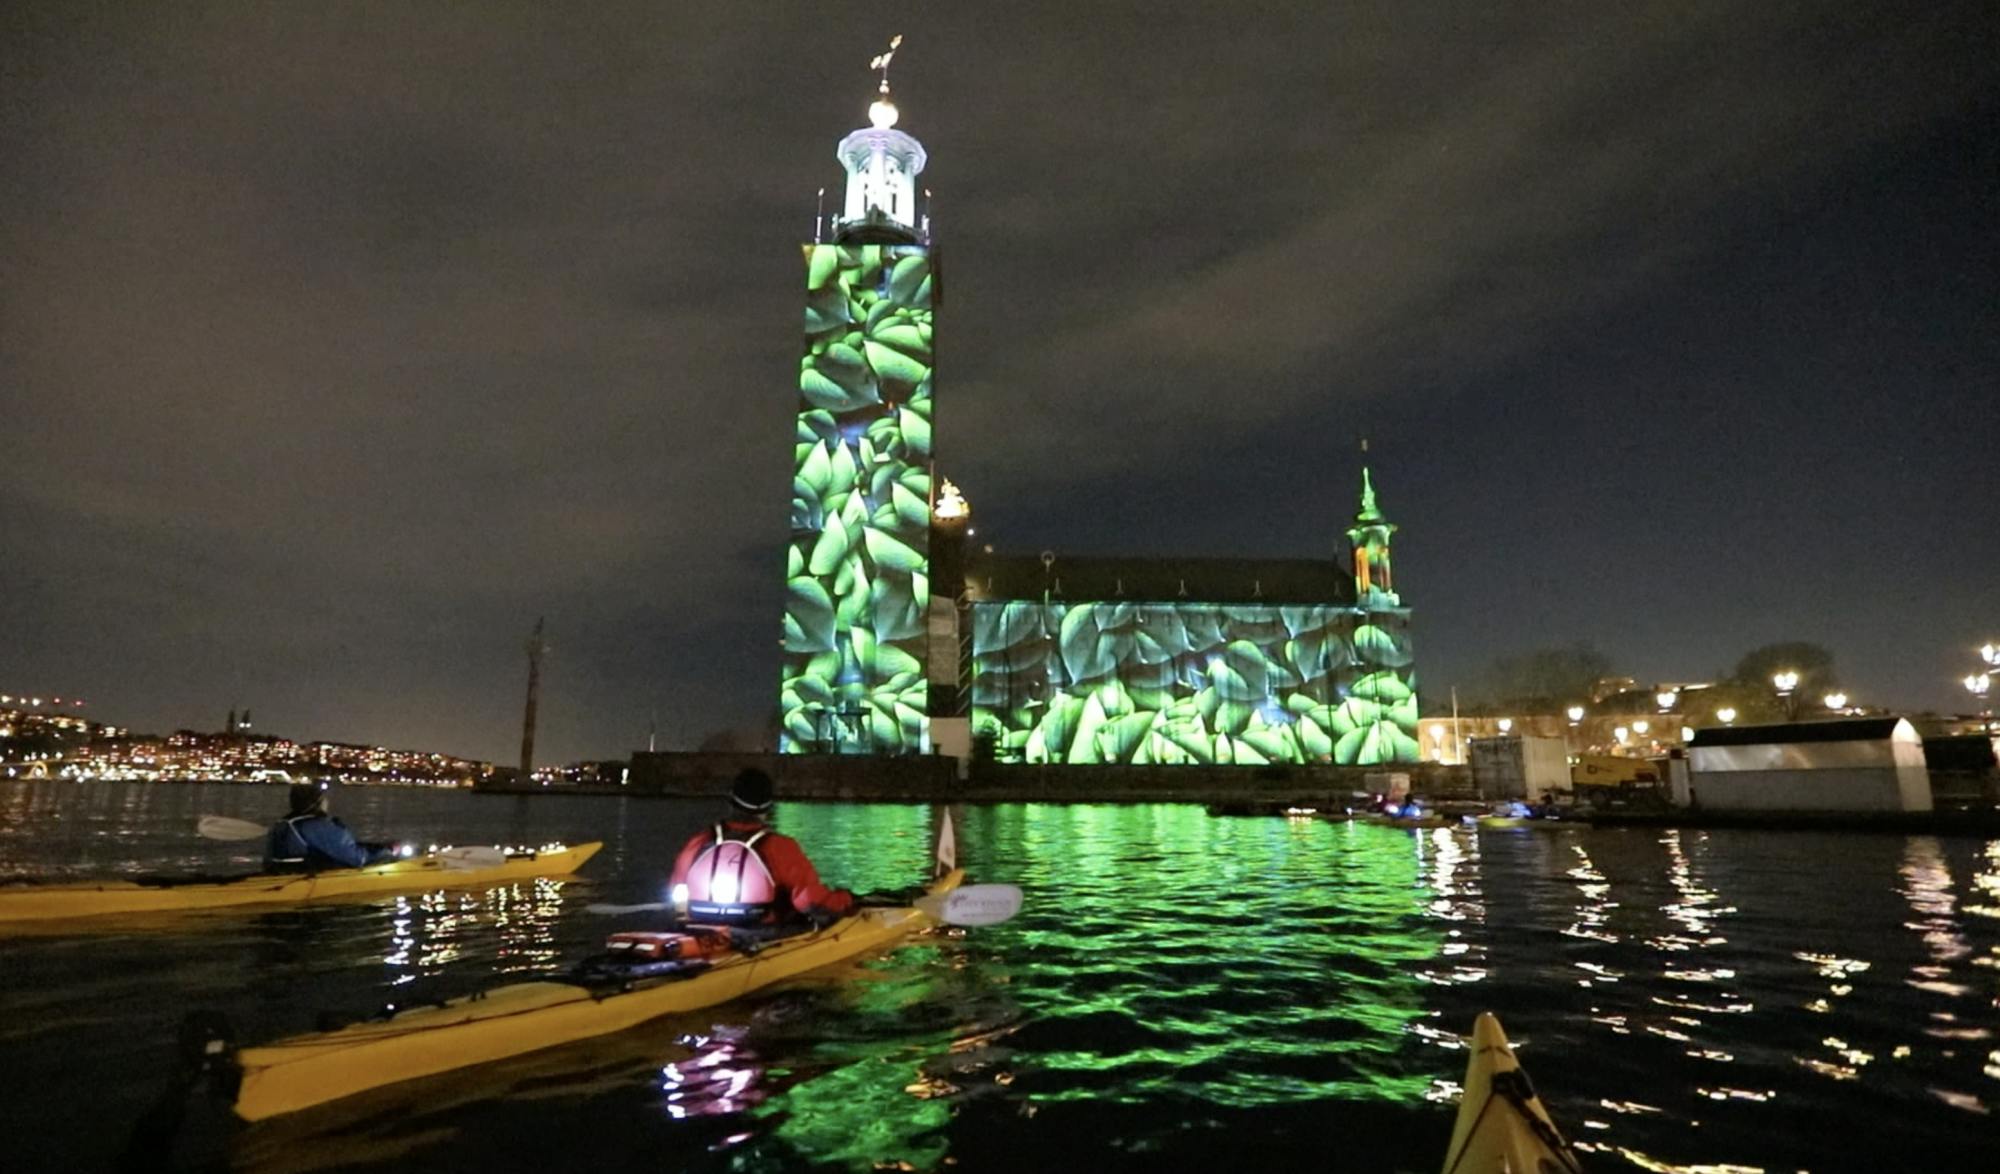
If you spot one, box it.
[713,803,1446,1167]
[977,809,1440,1109]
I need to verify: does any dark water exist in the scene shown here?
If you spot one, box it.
[2,782,1995,1173]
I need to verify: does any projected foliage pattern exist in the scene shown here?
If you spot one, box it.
[971,602,1421,765]
[780,243,935,754]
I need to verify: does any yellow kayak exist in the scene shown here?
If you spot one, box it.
[0,842,602,924]
[224,868,964,1121]
[1441,1012,1583,1174]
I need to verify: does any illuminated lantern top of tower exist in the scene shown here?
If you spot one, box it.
[835,34,928,244]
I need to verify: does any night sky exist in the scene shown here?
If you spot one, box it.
[3,3,1995,765]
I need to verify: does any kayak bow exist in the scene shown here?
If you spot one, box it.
[1441,1012,1583,1174]
[0,842,602,924]
[223,868,966,1121]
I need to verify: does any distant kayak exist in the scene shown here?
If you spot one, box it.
[1441,1012,1583,1174]
[0,842,601,924]
[213,869,966,1121]
[1363,813,1456,829]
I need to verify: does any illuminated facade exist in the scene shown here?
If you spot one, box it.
[957,469,1420,766]
[778,58,1418,766]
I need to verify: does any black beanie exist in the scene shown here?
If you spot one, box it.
[288,781,327,816]
[730,768,775,812]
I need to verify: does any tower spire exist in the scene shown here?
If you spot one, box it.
[1346,458,1398,605]
[835,34,927,243]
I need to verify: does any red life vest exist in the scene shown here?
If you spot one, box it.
[683,825,779,923]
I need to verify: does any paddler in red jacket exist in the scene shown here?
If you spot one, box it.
[669,768,855,927]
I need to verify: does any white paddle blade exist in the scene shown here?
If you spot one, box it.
[933,808,957,878]
[915,884,1022,927]
[197,815,268,842]
[438,846,508,870]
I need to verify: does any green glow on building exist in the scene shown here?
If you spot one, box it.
[969,600,1420,765]
[780,242,935,755]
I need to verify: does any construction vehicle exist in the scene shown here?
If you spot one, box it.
[1567,754,1671,810]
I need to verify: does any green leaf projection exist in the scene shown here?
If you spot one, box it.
[970,602,1421,766]
[781,243,934,754]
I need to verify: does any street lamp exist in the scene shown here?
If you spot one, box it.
[1966,674,1992,728]
[1980,643,1998,670]
[1497,717,1513,735]
[1566,705,1585,725]
[1632,719,1650,736]
[1656,690,1677,712]
[1823,692,1848,713]
[1717,707,1737,724]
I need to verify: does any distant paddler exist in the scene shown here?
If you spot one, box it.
[264,780,407,872]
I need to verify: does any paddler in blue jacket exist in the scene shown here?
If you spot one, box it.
[265,781,400,872]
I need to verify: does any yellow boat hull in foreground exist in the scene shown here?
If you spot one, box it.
[230,869,964,1121]
[1441,1012,1583,1174]
[0,842,602,923]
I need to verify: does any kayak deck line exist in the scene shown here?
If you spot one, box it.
[1441,1012,1583,1174]
[217,869,965,1121]
[0,841,603,923]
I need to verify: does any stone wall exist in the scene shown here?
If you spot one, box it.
[538,751,1473,805]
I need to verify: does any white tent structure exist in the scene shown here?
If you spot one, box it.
[1687,717,1932,814]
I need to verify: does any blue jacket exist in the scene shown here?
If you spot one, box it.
[265,814,394,872]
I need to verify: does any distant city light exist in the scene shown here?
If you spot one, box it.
[1632,719,1650,735]
[1566,705,1585,724]
[1824,692,1848,711]
[1772,671,1799,695]
[1717,707,1738,724]
[1656,691,1677,711]
[1496,718,1513,734]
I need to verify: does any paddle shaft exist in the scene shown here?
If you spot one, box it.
[586,883,1022,927]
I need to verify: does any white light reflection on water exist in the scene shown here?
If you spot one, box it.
[1901,837,1972,977]
[1562,842,1617,944]
[380,877,570,983]
[1966,839,2000,923]
[1635,831,1749,1075]
[1896,837,1991,1114]
[493,876,567,972]
[1414,827,1488,986]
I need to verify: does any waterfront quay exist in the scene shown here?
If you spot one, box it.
[476,748,2000,835]
[478,749,1462,806]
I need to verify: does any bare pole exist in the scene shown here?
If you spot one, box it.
[520,617,546,774]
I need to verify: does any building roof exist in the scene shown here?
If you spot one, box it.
[1687,717,1906,747]
[963,552,1357,606]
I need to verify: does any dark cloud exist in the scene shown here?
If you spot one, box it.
[3,2,1995,761]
